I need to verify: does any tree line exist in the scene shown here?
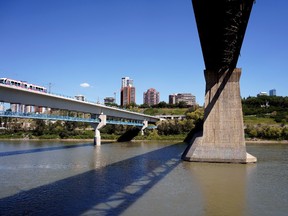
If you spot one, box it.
[242,95,288,123]
[1,96,288,140]
[106,101,193,109]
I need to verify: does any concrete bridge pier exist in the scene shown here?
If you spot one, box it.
[93,114,107,146]
[141,120,148,136]
[183,68,257,163]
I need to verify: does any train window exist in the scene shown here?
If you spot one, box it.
[0,79,4,84]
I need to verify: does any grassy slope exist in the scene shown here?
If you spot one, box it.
[142,108,188,116]
[243,116,278,125]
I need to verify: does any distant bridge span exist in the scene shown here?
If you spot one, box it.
[0,84,159,123]
[0,84,160,145]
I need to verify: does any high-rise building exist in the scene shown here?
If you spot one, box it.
[10,104,22,112]
[120,77,136,106]
[143,88,160,106]
[35,106,47,113]
[24,105,33,113]
[269,89,276,96]
[10,104,35,113]
[169,93,196,106]
[121,77,133,88]
[169,94,177,105]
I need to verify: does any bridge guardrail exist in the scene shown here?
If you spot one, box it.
[0,111,149,127]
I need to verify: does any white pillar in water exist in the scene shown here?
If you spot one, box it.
[93,113,107,146]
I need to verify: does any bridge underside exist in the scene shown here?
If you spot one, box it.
[183,0,256,163]
[192,0,255,72]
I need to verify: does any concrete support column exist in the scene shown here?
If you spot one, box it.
[93,114,107,146]
[141,120,148,136]
[183,68,256,163]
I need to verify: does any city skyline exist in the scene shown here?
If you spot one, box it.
[1,1,287,105]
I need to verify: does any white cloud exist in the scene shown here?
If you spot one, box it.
[80,83,90,88]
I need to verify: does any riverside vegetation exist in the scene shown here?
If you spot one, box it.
[1,96,288,141]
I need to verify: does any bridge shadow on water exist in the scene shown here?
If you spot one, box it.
[0,143,95,157]
[0,143,184,216]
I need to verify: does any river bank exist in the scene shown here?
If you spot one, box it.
[0,137,287,144]
[246,139,288,144]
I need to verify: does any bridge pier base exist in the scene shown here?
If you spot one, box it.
[93,114,107,146]
[183,68,257,163]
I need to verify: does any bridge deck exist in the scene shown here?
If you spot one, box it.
[0,84,159,124]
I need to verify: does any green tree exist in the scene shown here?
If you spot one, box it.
[33,119,46,136]
[139,103,150,108]
[156,101,168,108]
[186,108,204,121]
[64,121,78,131]
[245,125,258,138]
[282,127,288,140]
[263,126,282,140]
[177,101,188,108]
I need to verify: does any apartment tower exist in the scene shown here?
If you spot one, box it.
[143,88,160,106]
[120,77,136,106]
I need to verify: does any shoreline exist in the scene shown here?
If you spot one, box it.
[246,139,288,144]
[0,138,287,144]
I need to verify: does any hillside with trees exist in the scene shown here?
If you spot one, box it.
[242,96,288,140]
[242,95,288,123]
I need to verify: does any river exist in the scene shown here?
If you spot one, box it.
[0,140,287,216]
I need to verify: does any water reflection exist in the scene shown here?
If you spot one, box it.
[93,146,102,169]
[0,141,287,216]
[186,162,256,216]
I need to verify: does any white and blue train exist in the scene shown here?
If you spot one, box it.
[0,78,47,93]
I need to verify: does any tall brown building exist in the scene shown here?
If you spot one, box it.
[120,77,136,106]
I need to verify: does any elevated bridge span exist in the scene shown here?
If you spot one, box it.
[0,84,159,123]
[0,84,159,145]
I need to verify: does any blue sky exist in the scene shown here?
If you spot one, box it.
[0,0,287,105]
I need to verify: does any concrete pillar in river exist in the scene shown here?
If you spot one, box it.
[141,120,148,136]
[183,68,257,163]
[93,113,107,146]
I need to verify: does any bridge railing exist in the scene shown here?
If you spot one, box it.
[0,111,149,127]
[0,111,100,123]
[106,119,143,126]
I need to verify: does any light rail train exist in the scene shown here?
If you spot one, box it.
[0,78,47,93]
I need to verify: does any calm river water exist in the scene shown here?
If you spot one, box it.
[0,140,287,216]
